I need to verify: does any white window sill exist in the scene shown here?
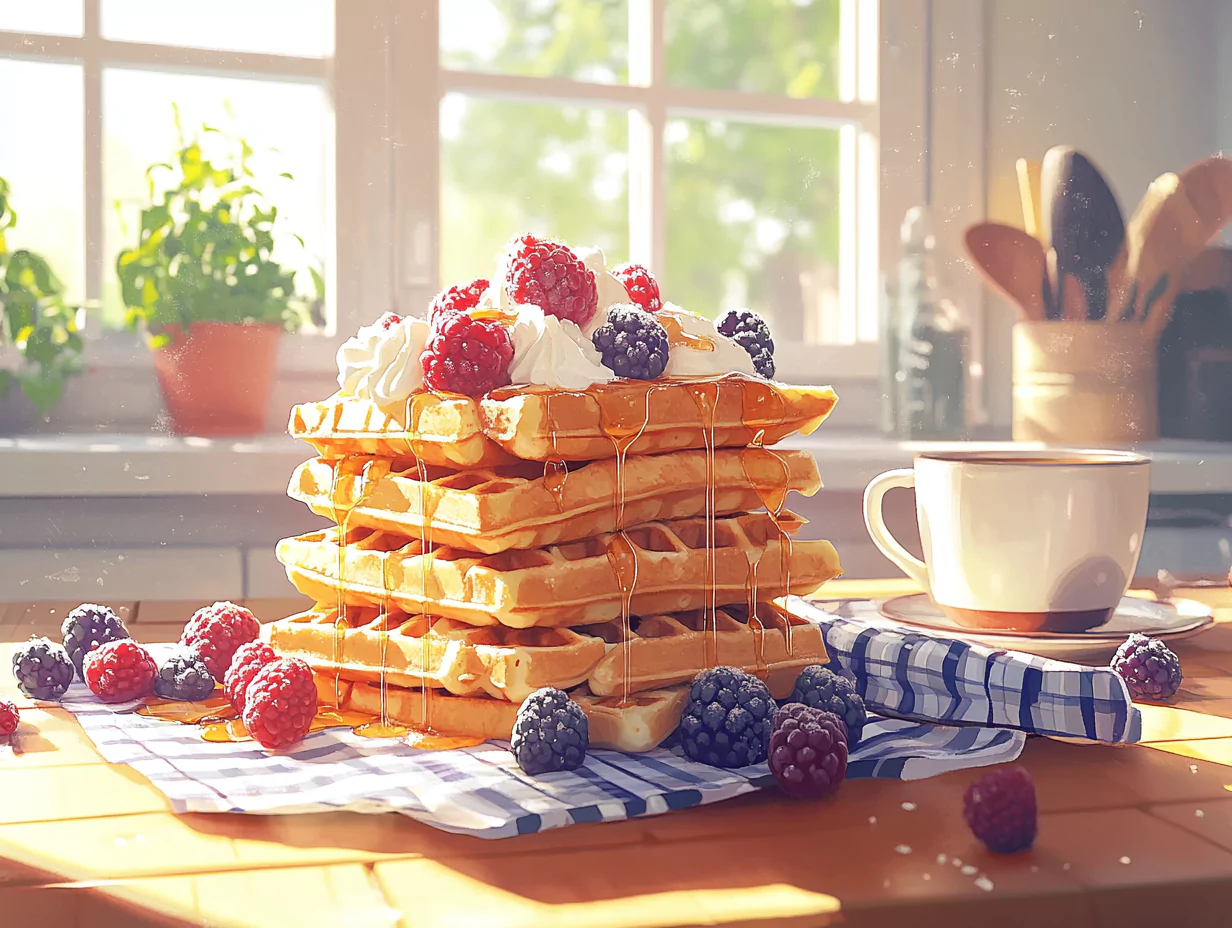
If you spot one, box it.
[3,430,1232,498]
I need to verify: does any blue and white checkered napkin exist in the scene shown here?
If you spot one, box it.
[61,643,1024,839]
[789,597,1142,744]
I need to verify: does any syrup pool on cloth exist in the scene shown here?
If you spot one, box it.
[59,643,1024,839]
[793,597,1142,744]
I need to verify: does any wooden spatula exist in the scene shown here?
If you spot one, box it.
[1107,172,1183,322]
[963,223,1050,321]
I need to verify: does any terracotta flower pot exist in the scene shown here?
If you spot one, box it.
[150,322,282,436]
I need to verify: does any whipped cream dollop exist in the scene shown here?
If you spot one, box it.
[658,303,756,378]
[509,305,614,390]
[336,314,431,406]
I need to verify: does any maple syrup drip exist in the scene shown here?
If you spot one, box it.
[137,694,234,724]
[402,730,486,750]
[687,380,721,670]
[201,718,250,742]
[352,719,410,739]
[659,314,716,352]
[543,390,571,511]
[408,391,438,736]
[596,382,656,707]
[593,694,658,709]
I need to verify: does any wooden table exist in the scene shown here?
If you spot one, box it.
[4,582,1232,927]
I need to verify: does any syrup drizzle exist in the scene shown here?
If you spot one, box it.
[595,383,656,706]
[659,313,716,353]
[327,455,379,709]
[686,380,720,670]
[543,391,570,512]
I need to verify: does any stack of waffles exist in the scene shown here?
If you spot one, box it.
[269,250,844,753]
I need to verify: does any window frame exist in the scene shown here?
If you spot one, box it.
[428,0,882,382]
[0,0,926,406]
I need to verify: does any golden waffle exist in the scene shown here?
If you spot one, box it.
[288,448,821,553]
[267,601,827,702]
[289,393,516,468]
[482,376,838,461]
[275,512,842,628]
[290,376,837,464]
[325,676,689,753]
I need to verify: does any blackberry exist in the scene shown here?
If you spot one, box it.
[154,650,217,702]
[679,666,774,768]
[591,305,669,380]
[769,703,848,799]
[716,309,775,379]
[62,603,130,679]
[1111,633,1183,701]
[787,665,867,746]
[12,636,75,700]
[511,687,589,774]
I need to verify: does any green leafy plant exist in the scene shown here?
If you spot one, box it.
[116,113,311,347]
[0,177,85,415]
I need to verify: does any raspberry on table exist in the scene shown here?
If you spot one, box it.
[679,666,775,768]
[154,650,217,702]
[505,234,598,327]
[0,699,19,736]
[428,278,489,329]
[787,665,867,746]
[61,603,131,679]
[611,263,662,313]
[717,309,776,379]
[83,639,157,703]
[769,703,848,799]
[242,658,318,749]
[591,305,669,380]
[180,602,261,682]
[1110,633,1182,701]
[420,313,514,396]
[963,765,1038,854]
[511,686,589,774]
[224,640,277,715]
[12,637,75,700]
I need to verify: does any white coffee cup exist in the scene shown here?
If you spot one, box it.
[862,450,1150,632]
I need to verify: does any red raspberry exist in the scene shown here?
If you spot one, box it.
[420,313,513,396]
[224,640,277,715]
[375,312,403,331]
[505,234,598,327]
[0,699,19,736]
[768,703,848,799]
[241,658,318,749]
[180,602,260,682]
[83,639,157,702]
[611,263,662,313]
[428,278,489,329]
[963,765,1038,854]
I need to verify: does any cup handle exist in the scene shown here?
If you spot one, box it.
[862,468,930,591]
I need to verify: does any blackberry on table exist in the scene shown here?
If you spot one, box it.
[591,305,669,380]
[12,636,75,700]
[154,650,217,702]
[511,687,589,775]
[679,666,775,768]
[61,603,130,679]
[787,665,867,746]
[769,703,848,799]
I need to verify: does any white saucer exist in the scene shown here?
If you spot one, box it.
[877,594,1214,662]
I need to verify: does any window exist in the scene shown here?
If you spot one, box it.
[437,0,881,380]
[0,0,335,341]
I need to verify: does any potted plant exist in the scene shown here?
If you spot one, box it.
[116,119,310,435]
[0,177,85,427]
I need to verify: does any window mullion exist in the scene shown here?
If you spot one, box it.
[83,0,103,322]
[650,0,666,282]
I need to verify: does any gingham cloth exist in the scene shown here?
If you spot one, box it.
[789,597,1142,744]
[60,642,1025,839]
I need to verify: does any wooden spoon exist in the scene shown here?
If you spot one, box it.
[1041,148,1124,319]
[1107,172,1182,322]
[963,223,1049,321]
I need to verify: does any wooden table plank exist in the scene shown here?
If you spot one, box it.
[0,584,1228,927]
